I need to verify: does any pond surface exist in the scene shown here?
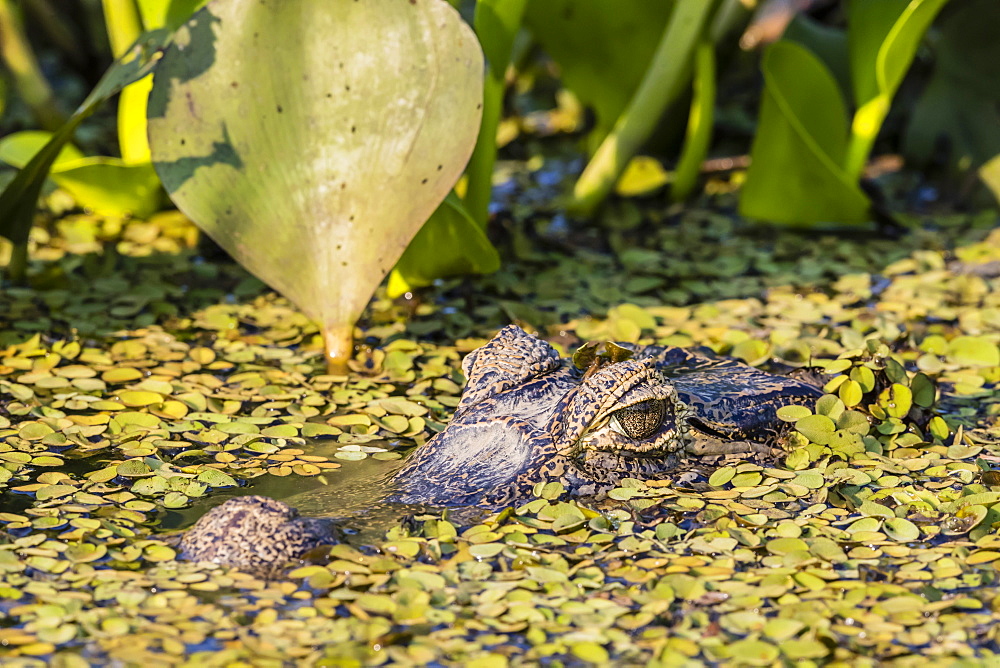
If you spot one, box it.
[1,208,999,665]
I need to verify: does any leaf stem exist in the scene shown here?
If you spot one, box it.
[324,323,354,375]
[568,0,721,218]
[671,37,716,202]
[7,241,28,284]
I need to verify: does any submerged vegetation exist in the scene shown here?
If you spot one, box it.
[0,0,999,664]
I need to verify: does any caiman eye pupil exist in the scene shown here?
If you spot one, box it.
[612,399,666,439]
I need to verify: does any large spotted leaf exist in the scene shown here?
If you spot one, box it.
[147,0,483,369]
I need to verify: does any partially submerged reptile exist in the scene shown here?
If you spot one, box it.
[181,325,821,575]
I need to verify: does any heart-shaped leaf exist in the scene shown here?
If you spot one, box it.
[147,0,483,371]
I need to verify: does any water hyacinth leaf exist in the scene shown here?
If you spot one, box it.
[387,193,500,298]
[615,156,670,197]
[147,0,483,372]
[0,28,171,273]
[0,131,84,167]
[671,37,715,203]
[568,0,722,216]
[782,13,851,100]
[905,0,1000,175]
[739,41,870,227]
[844,0,948,179]
[523,0,676,149]
[50,158,161,218]
[980,155,1000,206]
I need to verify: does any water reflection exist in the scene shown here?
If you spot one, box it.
[162,439,469,545]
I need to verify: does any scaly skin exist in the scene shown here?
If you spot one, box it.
[392,326,821,506]
[181,325,821,574]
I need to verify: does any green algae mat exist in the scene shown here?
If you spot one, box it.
[1,201,999,666]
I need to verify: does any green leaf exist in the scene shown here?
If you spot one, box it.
[839,379,864,407]
[906,0,1000,174]
[884,517,920,542]
[980,154,1000,206]
[475,0,527,81]
[795,413,836,445]
[847,0,915,106]
[844,0,949,178]
[615,156,670,197]
[0,132,161,217]
[463,0,527,228]
[782,14,851,100]
[739,41,870,227]
[776,405,812,422]
[147,0,483,370]
[56,159,161,217]
[947,336,1000,367]
[879,383,912,419]
[708,466,736,487]
[570,642,609,665]
[569,0,722,216]
[387,193,500,297]
[0,131,84,168]
[671,37,716,202]
[928,416,950,441]
[523,0,676,147]
[195,469,238,488]
[0,28,171,252]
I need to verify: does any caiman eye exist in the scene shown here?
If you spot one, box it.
[609,399,666,439]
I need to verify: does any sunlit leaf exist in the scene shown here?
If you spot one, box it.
[844,0,948,178]
[980,154,1000,205]
[740,41,870,227]
[523,0,675,147]
[0,131,161,217]
[615,156,670,197]
[388,193,499,298]
[0,28,171,272]
[0,131,84,167]
[147,0,483,371]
